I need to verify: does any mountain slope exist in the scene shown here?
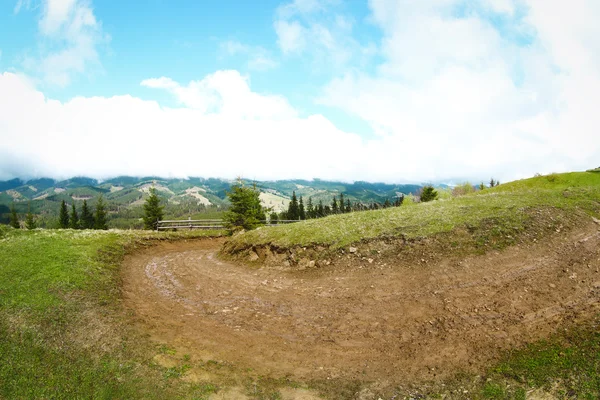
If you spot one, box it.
[0,176,423,227]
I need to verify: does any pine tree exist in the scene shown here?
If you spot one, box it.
[420,185,438,202]
[331,196,338,214]
[269,212,279,225]
[479,182,485,190]
[223,180,265,230]
[70,203,80,229]
[10,204,20,229]
[25,203,36,230]
[59,200,70,228]
[80,199,94,229]
[94,195,108,230]
[339,193,345,213]
[299,196,306,220]
[490,178,496,188]
[394,195,404,207]
[317,200,324,218]
[143,187,164,230]
[306,197,314,219]
[287,191,300,220]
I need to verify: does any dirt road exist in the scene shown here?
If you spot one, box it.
[122,222,600,384]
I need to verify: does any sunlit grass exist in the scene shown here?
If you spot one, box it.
[226,171,600,251]
[0,228,223,399]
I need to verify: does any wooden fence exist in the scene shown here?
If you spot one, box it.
[156,218,300,231]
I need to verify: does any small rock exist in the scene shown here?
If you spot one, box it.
[368,258,374,264]
[349,247,358,253]
[248,251,259,261]
[549,283,556,288]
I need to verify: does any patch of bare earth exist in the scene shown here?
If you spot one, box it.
[121,220,600,390]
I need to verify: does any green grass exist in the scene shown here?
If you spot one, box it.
[464,316,600,400]
[225,171,600,252]
[0,227,223,399]
[490,319,600,399]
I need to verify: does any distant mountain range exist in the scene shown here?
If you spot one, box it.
[0,176,423,228]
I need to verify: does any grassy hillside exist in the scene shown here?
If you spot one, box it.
[225,171,600,252]
[0,227,224,399]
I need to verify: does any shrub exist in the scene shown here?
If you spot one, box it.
[452,182,476,197]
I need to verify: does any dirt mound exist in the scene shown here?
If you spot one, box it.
[121,220,600,388]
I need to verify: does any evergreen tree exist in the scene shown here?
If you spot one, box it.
[339,193,345,213]
[70,203,80,229]
[489,178,496,188]
[306,197,315,219]
[384,198,391,208]
[80,199,94,229]
[94,195,108,230]
[9,204,20,229]
[25,203,36,230]
[420,185,438,202]
[317,200,324,218]
[479,182,485,190]
[59,200,70,228]
[223,180,265,230]
[299,196,306,220]
[346,199,351,213]
[394,195,404,207]
[331,196,338,214]
[269,212,279,225]
[287,191,300,220]
[143,187,164,230]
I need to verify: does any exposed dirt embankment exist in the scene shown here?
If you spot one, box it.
[122,216,600,388]
[220,208,583,271]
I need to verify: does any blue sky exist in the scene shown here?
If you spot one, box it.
[0,0,377,129]
[0,0,599,183]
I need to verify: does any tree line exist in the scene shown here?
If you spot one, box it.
[271,190,405,224]
[57,196,108,230]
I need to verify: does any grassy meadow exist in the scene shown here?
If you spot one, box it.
[225,171,600,252]
[1,171,599,398]
[0,227,224,399]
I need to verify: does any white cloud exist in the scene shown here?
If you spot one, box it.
[0,71,366,181]
[273,0,366,68]
[247,55,279,72]
[274,20,307,54]
[16,0,107,86]
[219,40,279,71]
[315,0,600,181]
[141,70,296,119]
[487,0,516,15]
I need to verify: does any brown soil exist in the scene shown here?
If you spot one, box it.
[121,221,600,388]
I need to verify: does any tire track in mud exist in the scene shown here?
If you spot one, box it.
[122,224,600,383]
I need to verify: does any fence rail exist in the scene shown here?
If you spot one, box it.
[156,219,300,231]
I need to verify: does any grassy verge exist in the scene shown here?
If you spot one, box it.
[0,227,224,399]
[224,172,600,253]
[433,315,600,400]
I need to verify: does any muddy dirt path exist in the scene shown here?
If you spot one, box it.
[122,224,600,384]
